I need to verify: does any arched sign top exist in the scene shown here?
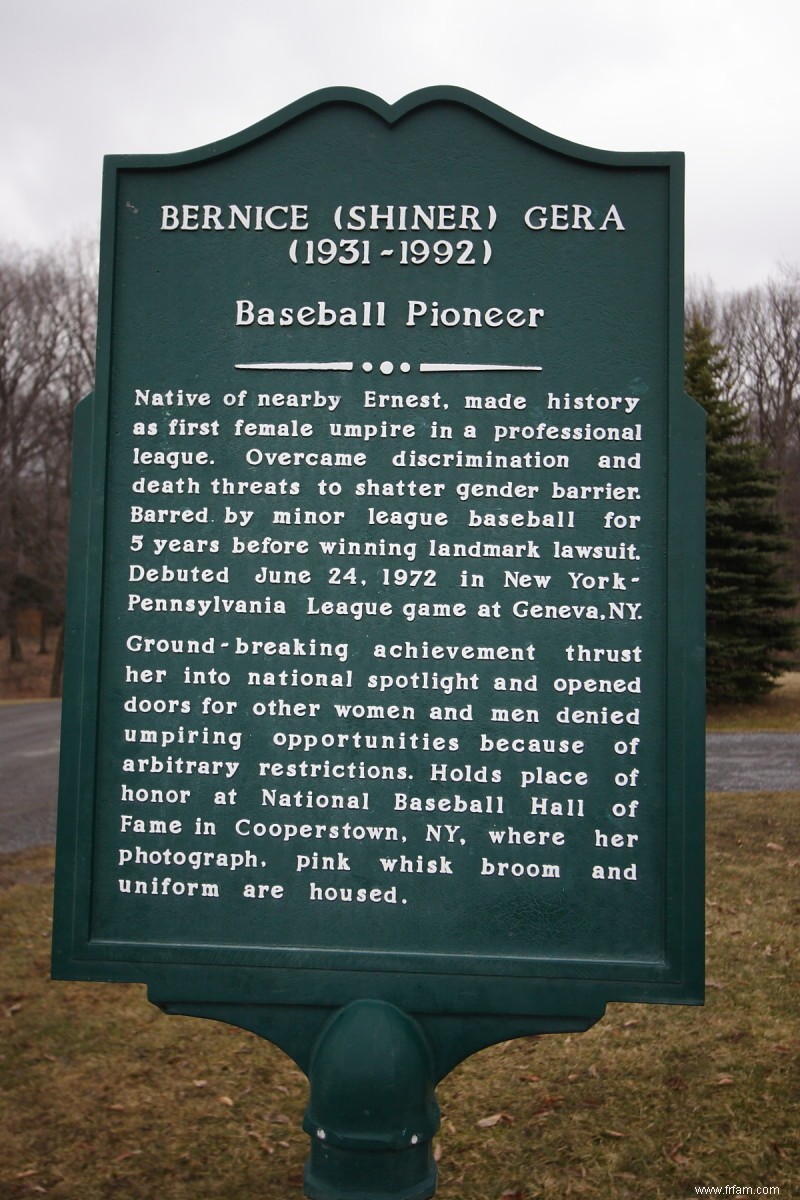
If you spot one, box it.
[110,86,682,172]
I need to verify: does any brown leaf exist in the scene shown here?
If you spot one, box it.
[477,1112,514,1128]
[246,1133,274,1155]
[766,843,784,852]
[501,1191,526,1199]
[433,1142,443,1162]
[706,980,725,990]
[114,1149,142,1161]
[218,1095,234,1107]
[771,1141,787,1158]
[715,1074,735,1086]
[604,1129,626,1138]
[192,1079,208,1087]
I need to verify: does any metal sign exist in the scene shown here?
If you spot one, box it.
[53,89,704,1199]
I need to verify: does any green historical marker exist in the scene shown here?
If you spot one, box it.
[53,88,704,1199]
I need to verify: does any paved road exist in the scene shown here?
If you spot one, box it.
[0,701,62,853]
[0,703,798,853]
[705,732,800,793]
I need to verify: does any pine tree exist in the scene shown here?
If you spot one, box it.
[684,317,797,701]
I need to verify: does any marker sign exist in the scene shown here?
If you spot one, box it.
[53,89,704,1017]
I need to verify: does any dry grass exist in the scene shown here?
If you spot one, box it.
[1,794,798,1200]
[706,671,800,732]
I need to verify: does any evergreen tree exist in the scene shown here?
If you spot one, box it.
[684,317,797,701]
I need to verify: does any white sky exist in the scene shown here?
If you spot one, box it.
[2,0,798,293]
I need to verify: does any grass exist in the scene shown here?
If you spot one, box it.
[706,671,800,732]
[1,793,798,1200]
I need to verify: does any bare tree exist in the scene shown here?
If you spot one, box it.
[45,242,98,692]
[687,268,800,586]
[0,241,96,677]
[723,269,800,469]
[726,271,800,583]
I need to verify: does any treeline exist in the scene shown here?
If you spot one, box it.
[688,269,800,578]
[686,270,799,699]
[0,242,797,699]
[0,241,96,692]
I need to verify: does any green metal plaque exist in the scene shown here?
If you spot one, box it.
[53,88,703,1194]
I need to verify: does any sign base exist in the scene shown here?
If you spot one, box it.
[150,992,602,1199]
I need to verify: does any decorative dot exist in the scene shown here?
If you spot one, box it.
[400,361,411,373]
[379,360,394,375]
[362,361,373,372]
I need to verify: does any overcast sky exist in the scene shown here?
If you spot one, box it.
[2,0,797,293]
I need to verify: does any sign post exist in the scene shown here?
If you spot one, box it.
[53,89,704,1199]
